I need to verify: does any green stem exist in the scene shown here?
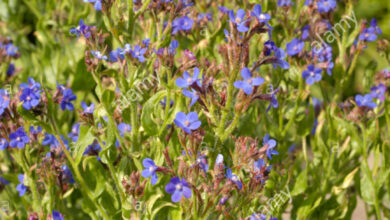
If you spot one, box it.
[17,149,40,213]
[282,76,303,137]
[361,125,382,220]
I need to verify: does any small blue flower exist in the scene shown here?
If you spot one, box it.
[301,25,310,40]
[52,210,65,220]
[359,27,378,42]
[131,45,147,62]
[165,177,192,202]
[273,48,290,69]
[251,4,271,27]
[370,84,386,102]
[302,65,322,85]
[91,50,108,60]
[182,89,199,107]
[278,0,293,7]
[42,133,59,147]
[0,89,10,116]
[70,19,92,38]
[60,88,77,111]
[160,97,174,108]
[141,158,158,185]
[68,123,80,142]
[226,168,242,189]
[215,154,224,165]
[9,127,29,149]
[233,68,264,95]
[249,213,266,220]
[81,101,95,114]
[84,141,102,157]
[286,38,304,56]
[16,174,27,196]
[175,67,201,88]
[4,43,18,56]
[195,154,209,174]
[317,0,337,13]
[0,176,9,185]
[172,16,194,34]
[174,112,201,134]
[263,134,278,159]
[61,165,75,184]
[0,138,8,150]
[84,0,102,11]
[355,94,377,109]
[6,63,15,76]
[118,123,131,137]
[109,48,125,62]
[229,9,250,32]
[370,19,382,35]
[267,85,280,111]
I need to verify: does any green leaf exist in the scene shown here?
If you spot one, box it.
[74,126,95,166]
[141,90,167,136]
[291,170,308,196]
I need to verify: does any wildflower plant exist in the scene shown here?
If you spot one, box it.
[0,0,390,219]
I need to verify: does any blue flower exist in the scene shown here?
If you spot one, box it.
[81,101,95,114]
[16,174,27,196]
[359,27,378,42]
[302,65,322,85]
[370,19,382,35]
[0,138,8,150]
[249,213,266,220]
[42,133,59,147]
[355,94,377,109]
[84,141,102,157]
[131,45,147,62]
[175,67,201,88]
[68,123,80,142]
[172,16,194,34]
[20,88,41,110]
[267,85,280,111]
[165,177,192,202]
[286,38,304,56]
[9,127,29,149]
[70,19,92,38]
[118,123,131,137]
[0,176,9,185]
[60,88,77,111]
[160,97,174,108]
[19,77,41,91]
[278,0,293,7]
[229,9,250,32]
[109,48,125,62]
[61,165,75,184]
[273,48,290,69]
[301,25,310,40]
[84,0,102,11]
[0,89,10,116]
[174,112,201,134]
[263,134,278,159]
[251,4,271,26]
[182,89,199,107]
[317,0,337,13]
[7,63,15,76]
[370,84,386,102]
[141,158,158,185]
[52,210,65,220]
[91,50,108,60]
[4,43,18,56]
[233,67,264,95]
[195,154,209,174]
[226,168,242,189]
